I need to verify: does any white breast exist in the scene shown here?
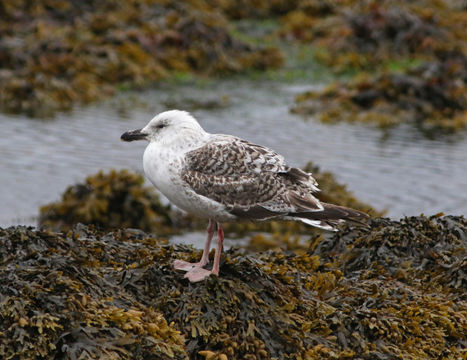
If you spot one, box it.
[143,143,179,197]
[143,142,236,222]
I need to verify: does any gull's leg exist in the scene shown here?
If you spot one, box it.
[210,223,224,276]
[173,219,215,271]
[185,223,224,282]
[197,219,216,267]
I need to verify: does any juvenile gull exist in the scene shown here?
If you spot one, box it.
[121,110,368,282]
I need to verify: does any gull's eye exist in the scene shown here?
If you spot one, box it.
[156,124,166,129]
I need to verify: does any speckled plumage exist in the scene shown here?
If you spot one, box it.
[181,136,323,221]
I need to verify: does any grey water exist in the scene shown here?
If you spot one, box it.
[1,77,466,230]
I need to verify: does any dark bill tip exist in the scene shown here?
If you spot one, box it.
[121,129,147,142]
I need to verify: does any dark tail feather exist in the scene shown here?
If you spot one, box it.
[307,203,369,221]
[293,203,370,230]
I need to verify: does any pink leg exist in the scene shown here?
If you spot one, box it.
[173,219,215,272]
[198,220,217,266]
[211,224,224,276]
[184,223,224,282]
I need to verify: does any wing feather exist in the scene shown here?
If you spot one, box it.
[181,136,322,220]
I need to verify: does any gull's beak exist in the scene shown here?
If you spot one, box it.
[121,129,147,142]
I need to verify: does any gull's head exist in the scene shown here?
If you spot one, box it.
[121,110,203,143]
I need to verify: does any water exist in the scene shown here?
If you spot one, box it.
[1,77,466,228]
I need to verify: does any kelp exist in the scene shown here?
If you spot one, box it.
[1,215,466,359]
[292,58,467,134]
[38,167,382,239]
[0,0,283,117]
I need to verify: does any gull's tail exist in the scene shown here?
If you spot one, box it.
[293,203,370,231]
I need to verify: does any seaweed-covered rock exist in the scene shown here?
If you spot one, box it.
[0,0,283,117]
[0,225,187,360]
[292,58,467,134]
[39,169,174,234]
[280,0,467,72]
[315,214,467,293]
[283,0,467,135]
[1,216,466,359]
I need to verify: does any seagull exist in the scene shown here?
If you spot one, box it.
[121,110,368,282]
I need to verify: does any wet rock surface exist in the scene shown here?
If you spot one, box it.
[1,215,465,359]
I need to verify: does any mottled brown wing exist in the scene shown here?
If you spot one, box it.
[181,137,322,220]
[185,136,288,176]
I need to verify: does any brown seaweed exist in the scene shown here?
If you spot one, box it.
[279,0,467,72]
[292,58,467,134]
[38,169,174,234]
[0,0,283,117]
[1,215,466,359]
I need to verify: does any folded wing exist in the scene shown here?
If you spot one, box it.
[181,136,323,220]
